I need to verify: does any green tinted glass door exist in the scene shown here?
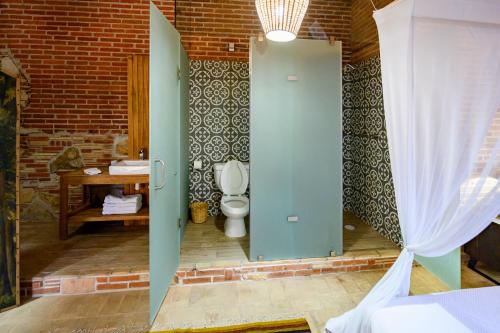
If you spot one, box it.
[416,248,461,289]
[149,3,180,322]
[250,38,343,260]
[178,44,190,239]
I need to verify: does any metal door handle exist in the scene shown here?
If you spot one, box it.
[153,159,166,190]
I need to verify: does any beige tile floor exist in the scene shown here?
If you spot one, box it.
[151,265,494,332]
[179,211,399,268]
[21,210,398,280]
[180,215,250,268]
[1,260,493,332]
[21,222,148,278]
[342,212,398,252]
[0,290,149,333]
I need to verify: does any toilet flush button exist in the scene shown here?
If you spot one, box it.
[287,216,299,222]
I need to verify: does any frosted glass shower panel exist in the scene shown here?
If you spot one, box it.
[250,38,343,261]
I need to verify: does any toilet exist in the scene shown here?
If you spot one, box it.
[214,160,249,238]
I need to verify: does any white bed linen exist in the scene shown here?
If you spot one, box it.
[371,286,500,333]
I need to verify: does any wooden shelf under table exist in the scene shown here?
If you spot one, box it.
[58,167,150,239]
[68,207,149,224]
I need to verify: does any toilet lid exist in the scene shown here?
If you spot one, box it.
[220,160,248,195]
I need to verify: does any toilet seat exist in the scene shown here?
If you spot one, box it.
[220,160,248,195]
[221,195,249,216]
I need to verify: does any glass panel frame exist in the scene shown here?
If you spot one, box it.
[250,38,343,261]
[149,3,181,323]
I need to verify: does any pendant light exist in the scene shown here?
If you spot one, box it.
[255,0,309,42]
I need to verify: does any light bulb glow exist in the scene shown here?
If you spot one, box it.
[255,0,309,43]
[266,30,296,42]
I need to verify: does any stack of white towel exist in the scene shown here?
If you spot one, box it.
[102,194,142,215]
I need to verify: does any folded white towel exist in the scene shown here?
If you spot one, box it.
[102,194,142,215]
[102,207,141,215]
[84,168,102,175]
[103,203,140,208]
[104,194,142,204]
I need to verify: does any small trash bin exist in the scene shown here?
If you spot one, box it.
[190,202,208,224]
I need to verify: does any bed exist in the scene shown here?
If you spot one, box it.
[371,286,500,333]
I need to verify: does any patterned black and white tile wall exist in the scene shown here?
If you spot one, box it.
[342,57,402,245]
[188,57,402,244]
[189,60,250,215]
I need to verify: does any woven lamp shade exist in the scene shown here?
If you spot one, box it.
[255,0,310,42]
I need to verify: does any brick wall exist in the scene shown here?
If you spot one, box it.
[1,0,352,222]
[351,0,393,63]
[177,0,352,63]
[1,0,173,134]
[1,0,174,221]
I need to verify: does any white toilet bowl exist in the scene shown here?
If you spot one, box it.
[214,160,250,238]
[220,195,248,237]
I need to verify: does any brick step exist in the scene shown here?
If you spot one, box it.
[21,270,150,297]
[21,254,400,296]
[175,254,399,285]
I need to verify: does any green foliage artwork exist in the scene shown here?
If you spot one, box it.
[0,72,17,309]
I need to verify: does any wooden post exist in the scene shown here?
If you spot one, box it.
[126,55,149,226]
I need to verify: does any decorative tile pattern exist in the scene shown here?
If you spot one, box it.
[342,57,402,245]
[189,60,250,215]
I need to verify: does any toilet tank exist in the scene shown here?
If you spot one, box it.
[214,162,249,192]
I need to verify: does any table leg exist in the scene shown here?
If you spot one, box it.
[83,184,90,205]
[59,178,69,240]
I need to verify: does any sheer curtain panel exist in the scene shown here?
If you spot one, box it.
[326,0,500,332]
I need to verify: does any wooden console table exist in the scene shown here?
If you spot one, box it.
[58,167,149,240]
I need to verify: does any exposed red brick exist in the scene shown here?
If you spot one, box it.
[345,265,361,272]
[322,267,347,273]
[2,0,351,221]
[195,269,225,277]
[294,269,314,276]
[129,281,149,288]
[268,271,294,279]
[224,269,234,280]
[96,283,128,290]
[286,264,312,271]
[360,264,383,271]
[351,0,394,63]
[96,277,108,283]
[212,276,226,283]
[183,277,212,284]
[43,279,61,286]
[177,0,352,63]
[32,287,60,295]
[109,275,140,282]
[331,260,346,267]
[229,273,242,281]
[257,265,286,272]
[239,267,256,273]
